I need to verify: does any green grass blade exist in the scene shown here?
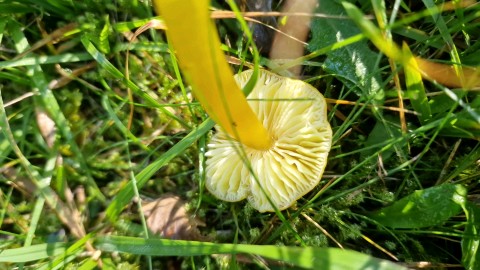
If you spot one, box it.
[98,16,111,54]
[444,143,480,182]
[36,235,92,270]
[24,155,58,247]
[96,235,406,270]
[371,0,388,29]
[421,0,463,76]
[80,35,190,129]
[0,3,34,14]
[0,187,13,229]
[0,16,7,42]
[106,119,215,221]
[0,242,67,263]
[0,70,31,85]
[114,18,163,33]
[286,33,365,72]
[0,53,92,69]
[77,258,98,270]
[13,0,72,16]
[341,1,403,62]
[462,203,480,270]
[113,41,170,53]
[428,93,480,139]
[7,20,105,201]
[440,84,480,123]
[402,44,432,124]
[24,197,46,247]
[100,94,149,151]
[0,92,55,207]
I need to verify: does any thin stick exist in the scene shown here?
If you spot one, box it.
[301,213,344,249]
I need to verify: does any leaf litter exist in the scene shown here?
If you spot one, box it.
[142,194,206,240]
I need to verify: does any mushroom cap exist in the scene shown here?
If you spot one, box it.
[205,69,332,212]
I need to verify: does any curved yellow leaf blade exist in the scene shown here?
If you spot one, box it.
[414,57,480,89]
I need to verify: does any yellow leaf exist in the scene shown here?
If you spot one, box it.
[414,57,480,89]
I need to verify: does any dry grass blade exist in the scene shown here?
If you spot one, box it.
[415,57,480,89]
[3,168,85,239]
[125,19,165,130]
[211,10,353,20]
[399,261,463,269]
[49,62,97,89]
[4,92,36,108]
[7,171,101,266]
[436,139,462,185]
[360,234,398,262]
[13,22,78,60]
[30,105,100,265]
[325,98,419,115]
[302,213,344,249]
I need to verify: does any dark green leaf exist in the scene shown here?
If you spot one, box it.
[370,184,467,228]
[362,116,404,162]
[308,0,383,103]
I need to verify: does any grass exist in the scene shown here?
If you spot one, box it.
[0,0,479,269]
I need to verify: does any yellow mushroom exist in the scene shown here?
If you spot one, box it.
[206,69,332,212]
[154,0,332,212]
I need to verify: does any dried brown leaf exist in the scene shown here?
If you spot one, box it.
[35,109,56,148]
[48,62,97,89]
[142,194,205,240]
[415,57,480,89]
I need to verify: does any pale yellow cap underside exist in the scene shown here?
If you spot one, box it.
[206,70,332,212]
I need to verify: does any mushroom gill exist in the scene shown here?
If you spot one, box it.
[206,69,332,212]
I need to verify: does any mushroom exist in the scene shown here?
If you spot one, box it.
[206,69,332,212]
[154,0,332,212]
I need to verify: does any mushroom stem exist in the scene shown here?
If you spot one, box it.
[269,0,317,77]
[153,0,273,150]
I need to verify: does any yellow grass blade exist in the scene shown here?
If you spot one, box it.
[153,0,272,150]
